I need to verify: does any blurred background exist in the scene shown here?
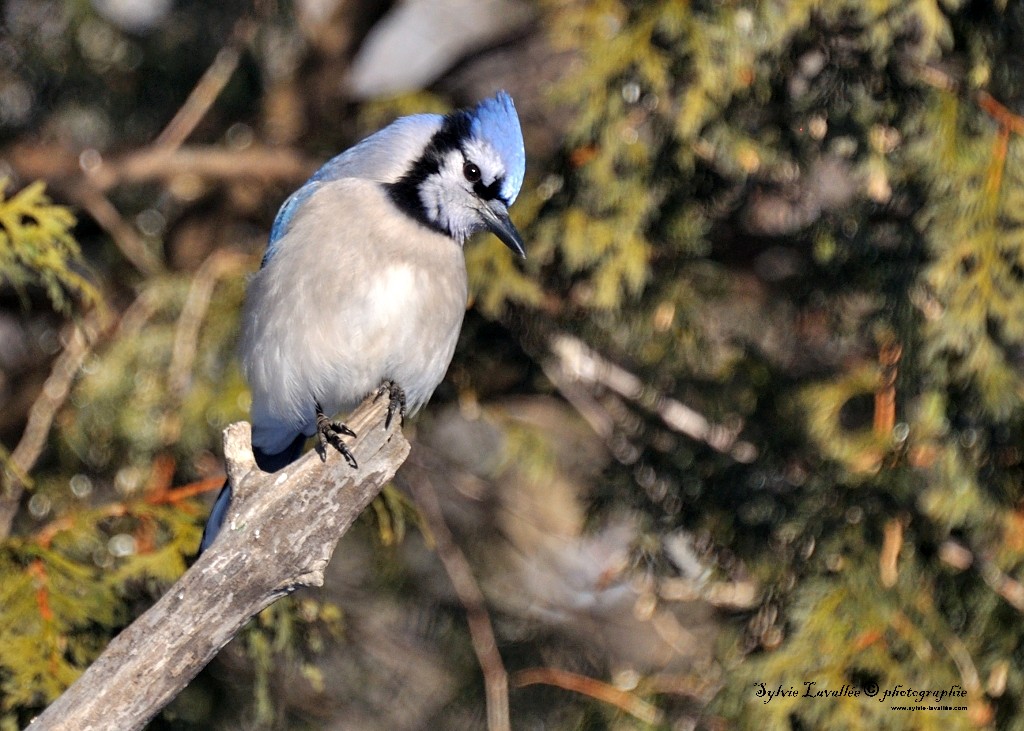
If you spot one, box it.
[2,0,1024,729]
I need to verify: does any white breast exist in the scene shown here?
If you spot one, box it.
[241,179,468,454]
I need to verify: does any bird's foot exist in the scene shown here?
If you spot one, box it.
[315,401,358,468]
[373,380,406,429]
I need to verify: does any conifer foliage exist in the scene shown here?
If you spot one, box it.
[500,2,1024,729]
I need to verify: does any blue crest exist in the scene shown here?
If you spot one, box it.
[470,91,526,205]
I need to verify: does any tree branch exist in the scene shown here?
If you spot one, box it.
[0,316,103,540]
[512,667,664,726]
[152,18,256,152]
[28,395,410,731]
[404,459,510,731]
[6,143,317,193]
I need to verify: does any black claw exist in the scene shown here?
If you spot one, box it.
[315,401,358,469]
[374,380,406,429]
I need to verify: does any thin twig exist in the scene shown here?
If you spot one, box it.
[69,182,161,275]
[917,63,1024,140]
[153,19,256,151]
[512,667,664,725]
[939,628,982,697]
[979,563,1024,613]
[161,248,251,446]
[658,576,759,609]
[405,466,510,731]
[548,333,758,462]
[3,14,297,277]
[168,249,249,400]
[873,339,901,435]
[31,475,223,549]
[937,538,1024,614]
[3,143,316,193]
[0,279,168,540]
[540,359,617,441]
[879,517,903,588]
[0,316,102,539]
[917,63,1024,136]
[34,504,128,549]
[151,476,225,504]
[94,146,315,190]
[910,590,983,698]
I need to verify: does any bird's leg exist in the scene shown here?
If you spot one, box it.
[314,401,358,468]
[373,380,407,429]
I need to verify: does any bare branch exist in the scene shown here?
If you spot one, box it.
[27,395,410,731]
[168,249,249,401]
[404,459,510,731]
[512,667,664,725]
[0,276,186,540]
[0,316,104,539]
[6,143,316,193]
[67,181,162,275]
[938,538,1024,614]
[153,19,256,151]
[547,333,759,462]
[161,249,251,446]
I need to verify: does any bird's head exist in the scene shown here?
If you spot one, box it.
[389,91,526,256]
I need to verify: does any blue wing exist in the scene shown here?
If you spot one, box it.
[260,114,445,267]
[262,181,322,267]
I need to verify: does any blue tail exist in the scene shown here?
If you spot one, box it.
[198,433,307,553]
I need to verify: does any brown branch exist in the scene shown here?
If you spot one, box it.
[153,19,255,151]
[548,333,759,462]
[938,537,1024,614]
[512,667,664,725]
[6,143,316,193]
[658,576,759,610]
[404,460,510,731]
[985,123,1011,201]
[168,249,249,401]
[27,395,410,731]
[160,248,251,446]
[0,316,104,539]
[95,145,317,189]
[5,142,312,277]
[0,279,173,540]
[34,503,127,549]
[916,64,1024,137]
[977,90,1024,136]
[3,16,268,278]
[873,339,901,436]
[68,182,162,275]
[150,476,226,504]
[32,475,222,549]
[879,517,904,589]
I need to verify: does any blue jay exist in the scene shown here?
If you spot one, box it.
[200,92,526,552]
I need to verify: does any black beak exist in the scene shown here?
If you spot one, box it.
[479,200,526,258]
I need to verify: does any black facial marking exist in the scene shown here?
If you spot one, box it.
[386,106,509,237]
[386,110,474,235]
[473,178,503,202]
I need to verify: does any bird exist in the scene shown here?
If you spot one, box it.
[199,91,526,552]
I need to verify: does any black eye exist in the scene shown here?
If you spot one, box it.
[463,162,481,183]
